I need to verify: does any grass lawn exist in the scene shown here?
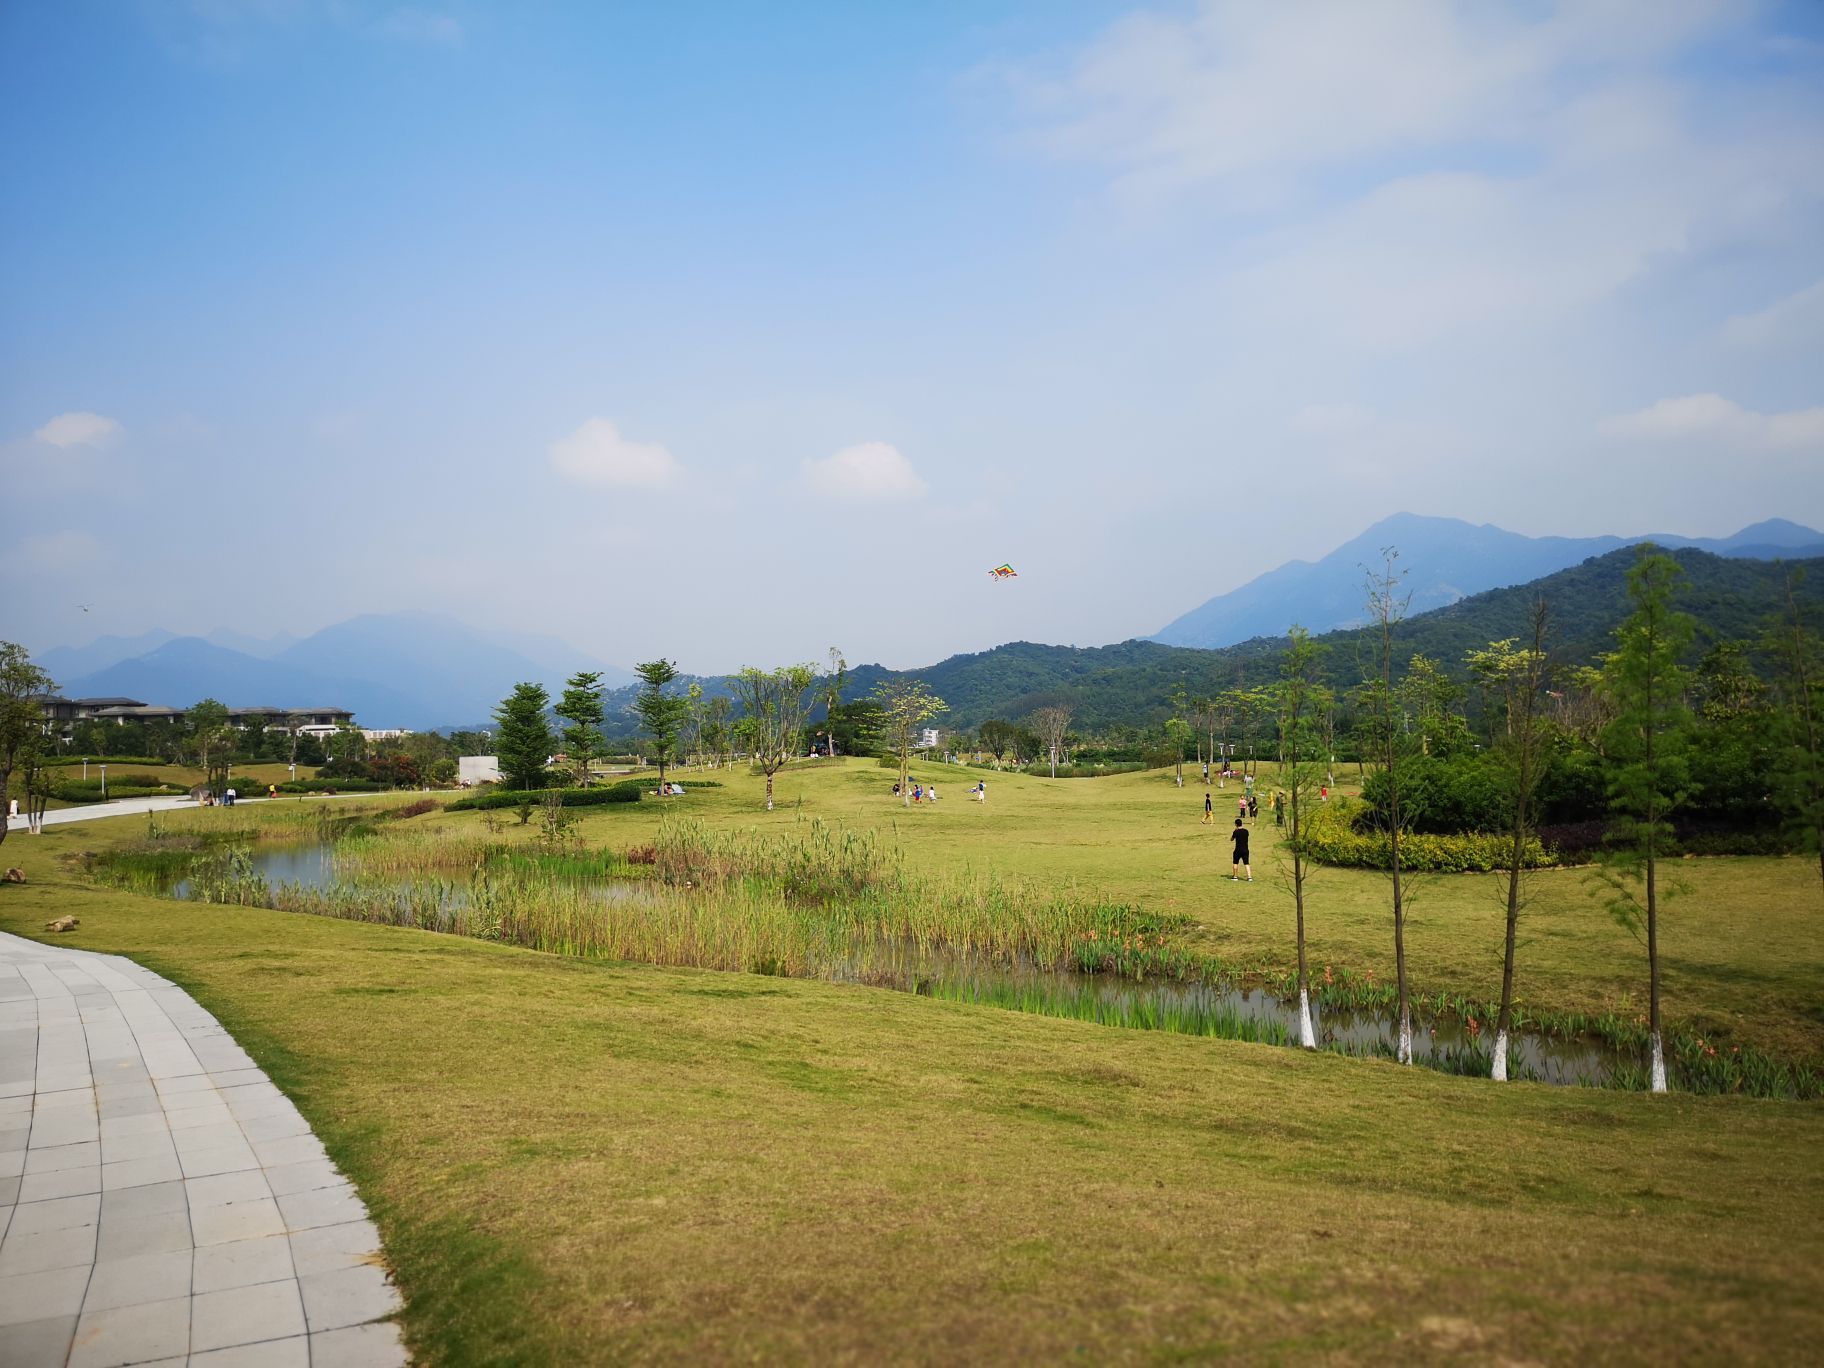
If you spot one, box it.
[548,759,1824,1064]
[2,767,1820,1363]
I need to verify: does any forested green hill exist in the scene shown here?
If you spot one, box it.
[844,547,1823,731]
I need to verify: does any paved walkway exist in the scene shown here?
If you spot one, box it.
[0,933,406,1367]
[4,794,357,836]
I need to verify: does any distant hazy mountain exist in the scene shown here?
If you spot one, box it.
[57,611,634,730]
[1151,514,1824,649]
[203,627,298,659]
[37,630,177,686]
[63,637,427,723]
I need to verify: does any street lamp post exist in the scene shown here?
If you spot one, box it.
[100,763,108,800]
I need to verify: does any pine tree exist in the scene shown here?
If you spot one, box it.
[493,682,554,790]
[555,671,606,786]
[634,659,692,793]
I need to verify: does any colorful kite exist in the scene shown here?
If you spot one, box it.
[988,564,1018,580]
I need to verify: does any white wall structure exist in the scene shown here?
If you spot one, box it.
[459,755,502,784]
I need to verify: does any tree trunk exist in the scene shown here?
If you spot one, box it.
[765,768,775,812]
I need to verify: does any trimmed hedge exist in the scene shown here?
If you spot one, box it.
[446,781,645,811]
[1293,799,1558,872]
[277,778,386,794]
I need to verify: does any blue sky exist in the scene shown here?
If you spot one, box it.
[4,0,1822,671]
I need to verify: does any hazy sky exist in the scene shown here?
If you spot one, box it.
[4,0,1822,672]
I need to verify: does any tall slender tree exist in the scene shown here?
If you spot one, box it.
[634,659,692,793]
[1594,549,1695,1094]
[735,664,818,809]
[1275,627,1329,1049]
[1484,602,1551,1082]
[1029,704,1073,779]
[1364,549,1416,1064]
[493,683,554,790]
[0,643,54,854]
[555,670,606,786]
[187,699,233,798]
[1768,568,1824,899]
[821,648,848,757]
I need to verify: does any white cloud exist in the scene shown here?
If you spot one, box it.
[1009,0,1731,202]
[802,442,928,502]
[548,419,681,490]
[34,412,122,449]
[1723,280,1824,349]
[1600,394,1824,450]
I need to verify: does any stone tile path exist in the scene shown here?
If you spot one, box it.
[0,932,407,1367]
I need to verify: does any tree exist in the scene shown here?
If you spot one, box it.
[1767,568,1824,898]
[1363,549,1416,1065]
[1484,602,1551,1082]
[1029,704,1073,779]
[1593,550,1695,1095]
[875,679,947,805]
[187,699,233,797]
[1275,627,1330,1049]
[734,664,818,809]
[701,695,734,769]
[0,642,55,853]
[634,659,691,792]
[493,683,554,790]
[978,719,1018,764]
[820,648,848,757]
[555,670,606,786]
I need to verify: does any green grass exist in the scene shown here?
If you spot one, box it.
[2,766,1822,1362]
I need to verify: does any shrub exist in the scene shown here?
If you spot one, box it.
[388,798,442,820]
[278,778,385,794]
[446,781,645,811]
[1293,799,1558,872]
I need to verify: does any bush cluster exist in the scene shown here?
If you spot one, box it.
[278,778,386,794]
[1294,800,1558,872]
[446,781,645,811]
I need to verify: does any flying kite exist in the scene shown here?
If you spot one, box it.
[988,564,1017,580]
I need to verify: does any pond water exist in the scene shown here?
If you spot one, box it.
[169,842,653,906]
[149,840,1620,1086]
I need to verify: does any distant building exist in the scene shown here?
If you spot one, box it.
[361,729,412,743]
[919,727,945,750]
[37,698,357,733]
[458,755,501,785]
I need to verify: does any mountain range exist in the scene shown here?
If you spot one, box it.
[1151,514,1824,648]
[37,514,1823,732]
[49,613,635,732]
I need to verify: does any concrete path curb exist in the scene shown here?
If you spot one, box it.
[0,933,407,1367]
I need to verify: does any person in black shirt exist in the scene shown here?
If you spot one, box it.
[1230,817,1251,882]
[1202,791,1214,825]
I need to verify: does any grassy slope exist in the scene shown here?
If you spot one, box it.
[2,770,1821,1363]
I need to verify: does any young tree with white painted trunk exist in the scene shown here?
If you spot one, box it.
[821,648,847,758]
[1593,550,1695,1095]
[1363,550,1416,1065]
[1275,627,1329,1050]
[733,664,818,811]
[1482,602,1552,1082]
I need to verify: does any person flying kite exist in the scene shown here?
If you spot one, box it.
[988,563,1017,580]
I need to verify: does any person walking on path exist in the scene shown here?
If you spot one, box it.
[1230,817,1252,882]
[1248,792,1259,819]
[1202,791,1214,825]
